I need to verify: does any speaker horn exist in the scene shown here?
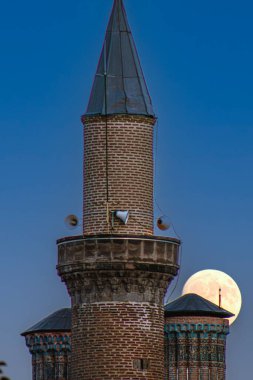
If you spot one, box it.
[115,210,129,225]
[65,214,79,229]
[157,216,170,231]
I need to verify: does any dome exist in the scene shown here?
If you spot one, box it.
[21,308,71,336]
[165,293,234,318]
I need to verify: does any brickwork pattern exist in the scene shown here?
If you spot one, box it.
[24,332,71,380]
[164,316,229,380]
[58,228,180,380]
[71,302,164,380]
[82,115,155,236]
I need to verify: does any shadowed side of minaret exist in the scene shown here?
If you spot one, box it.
[57,1,180,379]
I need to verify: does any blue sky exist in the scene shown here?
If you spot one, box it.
[0,0,252,379]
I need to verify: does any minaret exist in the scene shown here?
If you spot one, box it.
[57,1,180,379]
[164,294,234,380]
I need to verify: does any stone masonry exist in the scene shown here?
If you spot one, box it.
[23,332,71,380]
[165,316,230,380]
[57,235,180,379]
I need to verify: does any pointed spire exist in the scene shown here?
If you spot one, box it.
[85,0,155,117]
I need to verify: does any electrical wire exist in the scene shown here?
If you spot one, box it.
[131,211,183,303]
[154,118,159,202]
[104,40,110,204]
[165,243,183,304]
[153,116,182,242]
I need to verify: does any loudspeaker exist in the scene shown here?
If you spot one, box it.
[157,216,170,231]
[115,210,129,225]
[64,214,79,229]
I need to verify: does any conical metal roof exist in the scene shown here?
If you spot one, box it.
[85,0,155,117]
[164,293,234,318]
[21,308,71,336]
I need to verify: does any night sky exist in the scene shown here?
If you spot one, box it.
[0,0,252,379]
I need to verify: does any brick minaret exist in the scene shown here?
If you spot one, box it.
[57,1,180,379]
[22,309,71,380]
[164,294,234,380]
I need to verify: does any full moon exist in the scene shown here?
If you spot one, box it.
[182,269,242,325]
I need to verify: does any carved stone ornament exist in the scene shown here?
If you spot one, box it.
[57,235,180,305]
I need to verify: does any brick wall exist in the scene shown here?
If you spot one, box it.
[164,316,229,380]
[24,332,71,380]
[57,235,180,380]
[71,302,164,380]
[82,114,155,235]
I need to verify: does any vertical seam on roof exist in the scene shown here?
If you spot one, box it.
[118,2,128,114]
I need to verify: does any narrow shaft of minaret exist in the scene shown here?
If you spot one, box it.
[82,114,155,235]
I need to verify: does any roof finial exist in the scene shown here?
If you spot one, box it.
[219,288,222,308]
[85,0,154,117]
